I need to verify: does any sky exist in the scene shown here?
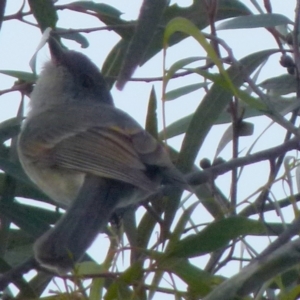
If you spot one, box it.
[0,0,298,298]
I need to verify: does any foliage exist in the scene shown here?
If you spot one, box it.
[0,0,300,299]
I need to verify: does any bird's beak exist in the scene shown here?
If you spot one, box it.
[48,36,65,64]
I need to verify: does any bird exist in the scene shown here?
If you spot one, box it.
[17,36,187,274]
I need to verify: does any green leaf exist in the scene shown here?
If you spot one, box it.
[105,262,143,300]
[177,49,277,173]
[0,172,51,204]
[167,216,267,258]
[58,29,89,48]
[163,259,224,298]
[0,202,51,238]
[159,95,298,140]
[116,0,168,89]
[164,18,237,96]
[0,158,31,185]
[145,86,158,138]
[0,117,22,143]
[165,82,208,101]
[0,256,38,298]
[165,56,205,82]
[144,0,251,67]
[168,202,199,245]
[103,0,251,86]
[19,272,52,299]
[0,70,37,82]
[28,0,58,31]
[102,39,131,88]
[217,13,293,30]
[69,1,131,42]
[215,121,254,157]
[0,0,6,30]
[260,74,297,95]
[70,1,122,18]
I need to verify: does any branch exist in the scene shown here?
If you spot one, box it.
[186,138,300,186]
[203,237,300,300]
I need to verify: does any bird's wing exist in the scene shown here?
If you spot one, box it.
[19,103,184,191]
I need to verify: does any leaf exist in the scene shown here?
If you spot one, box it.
[164,18,237,96]
[0,202,51,238]
[69,1,132,41]
[217,13,293,30]
[215,121,254,157]
[0,158,31,185]
[0,117,22,144]
[105,262,143,300]
[0,173,51,204]
[169,202,199,244]
[18,272,53,299]
[165,82,208,101]
[0,257,38,298]
[103,0,251,86]
[165,56,205,81]
[203,237,300,300]
[164,259,224,298]
[116,0,169,89]
[70,1,122,18]
[143,0,251,66]
[0,0,6,30]
[5,243,33,267]
[28,0,58,31]
[102,39,131,88]
[0,70,37,82]
[296,164,300,194]
[167,216,267,258]
[148,202,200,299]
[145,86,158,138]
[58,29,89,48]
[159,95,298,140]
[177,49,277,173]
[260,74,297,95]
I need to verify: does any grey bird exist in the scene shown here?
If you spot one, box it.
[17,37,187,274]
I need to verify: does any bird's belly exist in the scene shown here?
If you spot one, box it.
[22,162,85,207]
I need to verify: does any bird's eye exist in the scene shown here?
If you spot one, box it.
[80,74,94,88]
